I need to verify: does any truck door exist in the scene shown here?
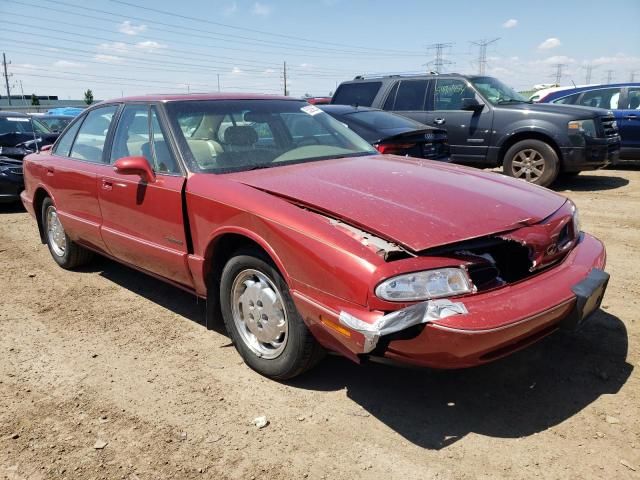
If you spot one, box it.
[618,86,640,157]
[423,78,494,165]
[98,103,192,287]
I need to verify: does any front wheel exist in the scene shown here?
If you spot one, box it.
[220,249,324,379]
[503,139,559,187]
[41,197,92,269]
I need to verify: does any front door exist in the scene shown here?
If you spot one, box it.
[98,103,192,287]
[423,78,494,165]
[618,87,640,157]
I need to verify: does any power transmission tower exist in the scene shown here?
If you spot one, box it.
[582,64,597,84]
[605,69,614,84]
[470,38,500,75]
[2,53,12,106]
[551,63,568,85]
[629,70,637,82]
[426,43,453,73]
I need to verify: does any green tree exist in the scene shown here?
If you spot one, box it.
[30,93,40,106]
[84,89,94,105]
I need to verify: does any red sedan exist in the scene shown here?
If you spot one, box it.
[21,94,609,379]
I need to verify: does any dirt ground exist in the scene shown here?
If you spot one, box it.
[1,168,639,480]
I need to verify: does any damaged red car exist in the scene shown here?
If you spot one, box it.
[20,94,609,379]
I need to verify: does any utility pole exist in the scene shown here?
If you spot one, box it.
[283,61,288,96]
[605,69,614,84]
[551,63,568,85]
[19,80,27,106]
[217,74,221,92]
[426,43,453,73]
[2,53,12,106]
[582,64,597,84]
[470,38,500,75]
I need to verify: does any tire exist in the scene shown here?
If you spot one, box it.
[503,139,560,187]
[220,248,324,379]
[41,197,93,269]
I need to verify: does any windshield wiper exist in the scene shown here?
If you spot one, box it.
[497,99,526,105]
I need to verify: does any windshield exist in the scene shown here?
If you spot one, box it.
[470,77,528,105]
[166,100,377,173]
[342,110,424,131]
[39,117,72,133]
[0,116,51,135]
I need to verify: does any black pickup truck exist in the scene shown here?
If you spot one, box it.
[331,74,621,186]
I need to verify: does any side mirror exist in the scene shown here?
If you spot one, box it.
[461,98,484,112]
[40,144,53,152]
[113,156,156,183]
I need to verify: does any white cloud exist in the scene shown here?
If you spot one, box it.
[93,54,124,64]
[53,60,83,68]
[591,53,640,67]
[502,18,518,28]
[118,20,147,35]
[538,37,561,50]
[135,40,166,52]
[97,42,129,54]
[231,67,243,74]
[224,1,237,15]
[251,2,271,16]
[539,55,576,64]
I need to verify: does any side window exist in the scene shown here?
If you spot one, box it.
[69,105,117,163]
[150,106,180,174]
[434,79,473,111]
[110,105,149,164]
[624,88,640,109]
[577,88,622,109]
[332,82,381,107]
[382,82,399,111]
[394,80,428,111]
[552,93,580,105]
[53,117,83,157]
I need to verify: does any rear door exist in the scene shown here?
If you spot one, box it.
[98,103,193,286]
[423,78,494,164]
[617,87,640,155]
[385,79,430,124]
[46,104,119,252]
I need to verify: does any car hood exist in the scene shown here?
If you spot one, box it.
[227,155,567,252]
[497,102,611,118]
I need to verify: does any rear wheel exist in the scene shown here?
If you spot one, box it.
[503,139,559,187]
[220,249,324,379]
[41,197,92,269]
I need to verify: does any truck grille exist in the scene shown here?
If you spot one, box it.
[600,114,619,138]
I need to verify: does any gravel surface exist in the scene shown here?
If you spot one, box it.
[1,168,639,479]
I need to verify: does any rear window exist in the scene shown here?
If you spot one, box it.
[332,82,382,107]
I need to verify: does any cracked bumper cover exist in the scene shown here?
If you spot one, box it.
[293,232,607,369]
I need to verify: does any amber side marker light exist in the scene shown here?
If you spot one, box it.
[320,316,352,337]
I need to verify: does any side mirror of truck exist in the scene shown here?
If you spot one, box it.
[461,98,484,112]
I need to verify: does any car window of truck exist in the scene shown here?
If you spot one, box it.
[394,80,428,111]
[333,82,381,107]
[434,79,472,110]
[69,105,117,163]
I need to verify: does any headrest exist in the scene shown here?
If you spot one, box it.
[224,125,258,146]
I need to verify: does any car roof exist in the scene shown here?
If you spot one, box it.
[101,92,294,104]
[545,82,640,99]
[344,73,469,83]
[318,105,379,114]
[0,111,29,118]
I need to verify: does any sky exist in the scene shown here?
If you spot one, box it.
[1,0,639,101]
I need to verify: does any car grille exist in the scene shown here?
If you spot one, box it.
[600,114,619,138]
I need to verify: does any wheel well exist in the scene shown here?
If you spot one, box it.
[204,233,276,326]
[33,188,50,243]
[498,132,562,167]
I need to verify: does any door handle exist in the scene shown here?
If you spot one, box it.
[101,179,113,191]
[433,118,446,125]
[623,114,637,120]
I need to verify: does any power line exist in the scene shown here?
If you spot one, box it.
[426,43,453,73]
[551,63,568,84]
[470,38,500,75]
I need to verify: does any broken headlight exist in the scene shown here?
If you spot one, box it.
[375,268,475,302]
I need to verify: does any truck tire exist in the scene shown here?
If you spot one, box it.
[220,248,324,379]
[41,197,93,269]
[503,139,559,187]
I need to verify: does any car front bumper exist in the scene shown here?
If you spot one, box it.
[0,175,23,203]
[293,232,607,369]
[562,137,620,172]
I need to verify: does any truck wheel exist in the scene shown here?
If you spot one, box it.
[220,248,324,379]
[503,139,559,187]
[41,197,93,269]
